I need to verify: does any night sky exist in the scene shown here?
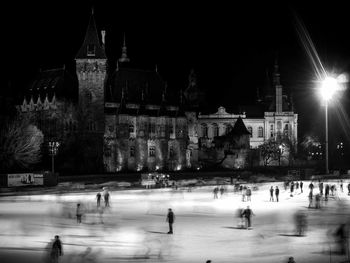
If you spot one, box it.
[3,1,350,145]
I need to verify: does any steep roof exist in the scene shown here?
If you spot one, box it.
[227,116,251,136]
[75,11,106,59]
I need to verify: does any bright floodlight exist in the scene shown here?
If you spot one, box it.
[320,77,338,101]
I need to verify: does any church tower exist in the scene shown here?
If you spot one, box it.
[75,8,107,134]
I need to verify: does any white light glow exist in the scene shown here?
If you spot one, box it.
[320,77,339,101]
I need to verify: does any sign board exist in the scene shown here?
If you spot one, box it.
[7,173,44,187]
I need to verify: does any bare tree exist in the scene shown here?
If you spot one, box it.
[0,116,44,171]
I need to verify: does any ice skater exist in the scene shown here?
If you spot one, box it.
[348,183,350,195]
[76,203,83,224]
[269,186,274,202]
[315,193,321,209]
[213,186,219,199]
[339,179,343,192]
[295,211,307,236]
[275,186,279,202]
[242,206,254,229]
[104,191,110,207]
[308,192,313,208]
[300,181,303,193]
[246,187,252,202]
[290,181,294,197]
[51,235,63,263]
[166,208,175,234]
[219,185,225,197]
[319,182,324,195]
[96,192,101,207]
[325,184,330,201]
[333,223,347,255]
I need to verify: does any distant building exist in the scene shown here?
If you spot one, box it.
[16,10,298,172]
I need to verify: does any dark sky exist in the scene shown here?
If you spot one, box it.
[3,1,350,144]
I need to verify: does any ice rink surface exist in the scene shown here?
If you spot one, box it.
[0,180,349,263]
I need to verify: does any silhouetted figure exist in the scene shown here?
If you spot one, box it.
[246,187,252,202]
[269,186,274,202]
[51,235,63,263]
[319,182,324,195]
[206,260,212,263]
[309,182,314,195]
[219,186,225,197]
[166,208,175,234]
[96,192,101,207]
[295,211,307,236]
[275,186,280,202]
[325,184,330,201]
[315,194,321,209]
[242,186,247,201]
[236,207,245,228]
[287,256,296,263]
[295,181,299,189]
[339,180,343,192]
[213,187,219,199]
[334,223,347,255]
[76,203,83,224]
[242,206,254,229]
[104,191,110,207]
[308,192,313,208]
[348,183,350,195]
[300,181,303,193]
[290,181,294,197]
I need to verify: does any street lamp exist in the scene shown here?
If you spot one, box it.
[320,76,339,174]
[48,141,60,174]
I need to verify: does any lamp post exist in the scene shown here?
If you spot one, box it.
[48,141,60,174]
[320,77,339,175]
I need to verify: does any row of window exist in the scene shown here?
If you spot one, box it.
[129,146,175,158]
[200,124,264,138]
[128,124,179,135]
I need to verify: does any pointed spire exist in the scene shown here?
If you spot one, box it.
[119,33,130,63]
[76,8,106,59]
[158,84,168,117]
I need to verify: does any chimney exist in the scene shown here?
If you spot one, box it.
[101,30,106,45]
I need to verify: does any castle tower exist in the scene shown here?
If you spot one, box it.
[273,58,283,113]
[75,8,107,134]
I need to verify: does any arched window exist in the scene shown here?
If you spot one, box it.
[201,124,208,137]
[247,126,253,137]
[258,127,263,138]
[284,124,289,136]
[225,124,232,134]
[149,146,155,157]
[212,123,219,137]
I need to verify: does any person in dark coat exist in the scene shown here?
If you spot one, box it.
[104,191,110,207]
[242,206,254,229]
[290,181,294,197]
[275,186,280,202]
[166,208,175,234]
[300,181,303,193]
[309,182,314,195]
[76,203,83,224]
[51,235,63,263]
[213,187,219,199]
[348,183,350,195]
[319,182,324,195]
[269,186,274,202]
[333,223,347,255]
[325,184,330,201]
[96,192,102,207]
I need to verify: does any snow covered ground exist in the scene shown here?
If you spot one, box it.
[0,180,349,263]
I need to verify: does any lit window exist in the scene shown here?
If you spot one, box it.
[212,123,219,137]
[87,44,95,56]
[130,146,135,157]
[258,127,263,138]
[149,146,155,157]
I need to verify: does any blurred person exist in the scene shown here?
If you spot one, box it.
[246,187,252,202]
[236,207,245,228]
[275,186,280,202]
[300,181,303,193]
[309,182,314,195]
[287,256,296,263]
[308,192,313,208]
[269,186,274,202]
[315,193,321,209]
[295,211,307,236]
[51,235,63,263]
[104,191,110,207]
[96,192,101,207]
[348,183,350,195]
[296,181,299,190]
[325,184,330,201]
[242,206,254,229]
[290,181,294,197]
[166,208,175,234]
[219,185,225,197]
[333,223,347,255]
[212,186,218,198]
[339,179,343,192]
[242,185,247,201]
[76,203,83,224]
[330,185,335,196]
[319,182,324,195]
